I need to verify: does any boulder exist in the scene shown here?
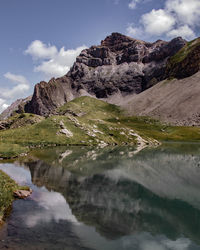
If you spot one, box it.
[14,189,32,199]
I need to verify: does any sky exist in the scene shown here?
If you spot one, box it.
[0,0,200,112]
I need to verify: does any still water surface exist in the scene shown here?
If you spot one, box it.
[0,144,200,250]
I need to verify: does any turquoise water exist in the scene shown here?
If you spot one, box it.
[0,144,200,250]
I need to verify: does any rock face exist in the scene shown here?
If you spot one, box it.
[69,33,186,96]
[24,33,187,116]
[25,77,74,116]
[0,96,32,120]
[165,38,200,79]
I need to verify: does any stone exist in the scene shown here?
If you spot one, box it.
[14,189,32,199]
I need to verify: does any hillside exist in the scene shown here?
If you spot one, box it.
[122,71,200,126]
[22,33,186,116]
[0,97,200,159]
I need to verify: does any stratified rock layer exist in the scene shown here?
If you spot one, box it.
[24,33,187,116]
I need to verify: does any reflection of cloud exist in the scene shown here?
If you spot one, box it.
[0,163,31,185]
[73,228,192,250]
[0,163,78,228]
[104,154,200,210]
[116,234,191,250]
[25,190,78,228]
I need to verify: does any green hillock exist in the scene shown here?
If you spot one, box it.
[0,96,199,159]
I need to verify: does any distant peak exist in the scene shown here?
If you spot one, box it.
[100,32,147,52]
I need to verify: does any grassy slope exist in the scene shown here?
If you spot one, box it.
[0,170,30,224]
[169,38,200,64]
[0,170,20,223]
[0,96,199,158]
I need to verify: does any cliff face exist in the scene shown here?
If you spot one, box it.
[0,96,32,120]
[24,33,187,116]
[165,38,200,79]
[69,33,186,95]
[25,77,73,116]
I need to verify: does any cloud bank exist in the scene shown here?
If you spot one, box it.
[0,72,30,112]
[127,0,200,40]
[25,40,87,79]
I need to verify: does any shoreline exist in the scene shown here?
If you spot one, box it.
[0,170,31,225]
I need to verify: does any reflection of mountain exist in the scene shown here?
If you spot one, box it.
[26,146,200,244]
[28,146,138,175]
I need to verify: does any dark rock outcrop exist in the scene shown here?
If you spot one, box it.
[25,76,82,116]
[69,33,186,95]
[165,38,200,79]
[23,33,187,116]
[0,96,32,120]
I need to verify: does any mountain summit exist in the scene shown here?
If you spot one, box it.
[24,32,186,116]
[2,33,200,126]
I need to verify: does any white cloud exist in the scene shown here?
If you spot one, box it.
[128,0,141,9]
[2,103,9,109]
[126,23,143,37]
[166,0,200,26]
[167,25,196,40]
[0,98,8,113]
[1,72,30,99]
[25,41,87,79]
[25,40,57,60]
[127,0,199,40]
[141,9,176,36]
[4,72,29,86]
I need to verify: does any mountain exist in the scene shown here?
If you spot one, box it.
[23,33,187,116]
[0,96,31,120]
[2,33,200,127]
[122,71,200,126]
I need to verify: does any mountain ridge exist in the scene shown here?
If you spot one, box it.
[1,32,200,126]
[24,32,187,116]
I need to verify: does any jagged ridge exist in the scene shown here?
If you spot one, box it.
[24,33,186,116]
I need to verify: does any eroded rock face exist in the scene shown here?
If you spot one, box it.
[69,33,186,95]
[25,76,80,116]
[165,39,200,79]
[0,96,32,120]
[25,33,187,116]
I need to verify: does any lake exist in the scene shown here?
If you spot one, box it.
[0,144,200,250]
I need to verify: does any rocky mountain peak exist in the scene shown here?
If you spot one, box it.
[20,33,191,116]
[100,32,139,52]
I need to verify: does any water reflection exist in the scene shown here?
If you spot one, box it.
[0,144,200,249]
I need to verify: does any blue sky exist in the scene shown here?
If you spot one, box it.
[0,0,200,111]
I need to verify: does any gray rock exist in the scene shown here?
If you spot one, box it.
[21,33,187,116]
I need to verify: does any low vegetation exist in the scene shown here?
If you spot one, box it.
[169,38,200,65]
[0,170,30,224]
[0,96,199,159]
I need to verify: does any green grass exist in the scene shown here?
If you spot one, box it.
[4,113,44,130]
[169,38,200,65]
[0,96,199,159]
[0,143,28,159]
[120,116,200,142]
[0,170,30,223]
[57,96,122,119]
